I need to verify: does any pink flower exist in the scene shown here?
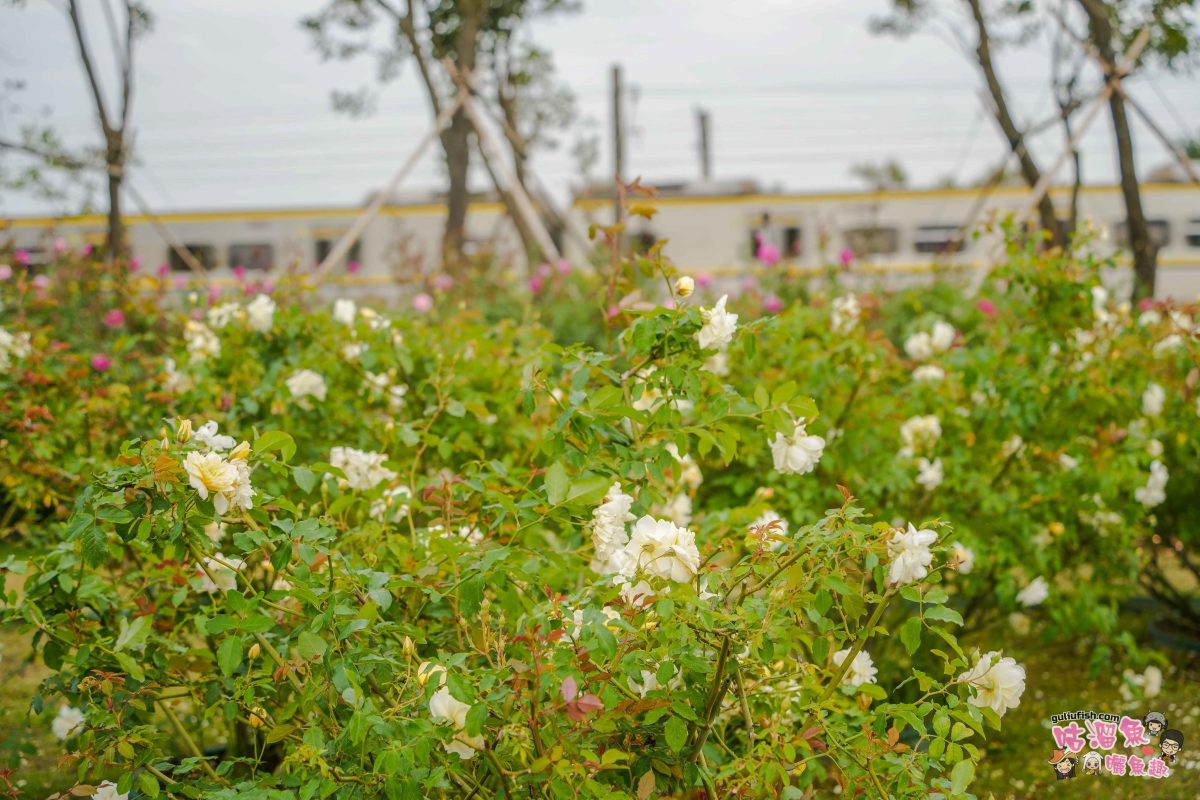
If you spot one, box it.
[763,294,784,313]
[129,257,142,272]
[412,292,434,313]
[1138,298,1154,312]
[32,274,50,290]
[261,279,275,294]
[102,309,126,328]
[15,250,30,266]
[536,262,553,279]
[207,286,222,305]
[741,275,758,292]
[556,258,572,276]
[52,238,68,256]
[173,276,187,290]
[82,244,94,256]
[663,298,676,310]
[529,276,545,294]
[347,260,361,274]
[233,265,247,281]
[756,243,781,266]
[90,354,112,371]
[607,304,621,319]
[839,248,855,267]
[696,274,712,288]
[0,264,11,281]
[157,263,169,278]
[977,299,997,317]
[431,273,454,292]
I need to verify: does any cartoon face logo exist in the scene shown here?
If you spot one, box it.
[1081,752,1102,775]
[1048,749,1077,780]
[1144,712,1167,738]
[1160,729,1184,763]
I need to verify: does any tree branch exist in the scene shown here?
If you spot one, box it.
[66,0,114,136]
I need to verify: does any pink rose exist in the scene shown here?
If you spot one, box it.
[103,309,126,328]
[977,299,997,317]
[233,265,247,281]
[53,238,68,256]
[347,260,361,274]
[756,243,781,266]
[15,250,30,266]
[0,265,12,281]
[696,274,712,288]
[556,258,572,276]
[529,276,545,294]
[129,258,142,272]
[412,292,434,313]
[839,248,855,267]
[157,263,169,278]
[431,273,454,292]
[90,354,112,371]
[763,294,784,313]
[32,274,50,290]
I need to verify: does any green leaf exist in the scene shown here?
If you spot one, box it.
[465,702,488,737]
[114,652,145,682]
[138,771,160,799]
[950,759,975,794]
[293,467,318,494]
[924,606,964,626]
[822,575,854,596]
[544,462,569,506]
[664,716,688,753]
[217,636,242,677]
[115,616,151,652]
[296,631,327,660]
[753,384,770,410]
[254,431,297,463]
[81,524,108,568]
[900,617,922,655]
[266,723,295,744]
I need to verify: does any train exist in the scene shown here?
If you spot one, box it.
[3,174,1200,299]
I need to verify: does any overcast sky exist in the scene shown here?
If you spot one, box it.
[1,0,1197,216]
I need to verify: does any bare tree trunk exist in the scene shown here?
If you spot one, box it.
[106,137,126,259]
[965,0,1063,244]
[440,116,472,272]
[1078,0,1155,297]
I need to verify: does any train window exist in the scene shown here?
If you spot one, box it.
[844,226,899,256]
[168,244,216,272]
[783,226,802,258]
[631,230,657,254]
[228,243,274,271]
[1186,220,1200,247]
[913,225,964,255]
[1114,219,1170,249]
[315,238,362,269]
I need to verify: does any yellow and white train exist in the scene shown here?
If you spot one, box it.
[3,178,1199,298]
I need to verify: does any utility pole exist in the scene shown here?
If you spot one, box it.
[697,107,711,181]
[611,63,625,247]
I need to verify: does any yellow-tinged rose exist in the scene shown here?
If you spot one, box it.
[228,441,251,460]
[182,452,238,499]
[177,418,193,443]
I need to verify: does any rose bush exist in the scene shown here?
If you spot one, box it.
[1,212,1196,797]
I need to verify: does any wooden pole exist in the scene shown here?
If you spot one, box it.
[611,64,625,250]
[124,178,211,282]
[697,107,711,181]
[311,90,467,281]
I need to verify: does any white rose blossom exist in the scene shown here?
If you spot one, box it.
[206,302,243,329]
[830,294,861,335]
[51,705,86,740]
[903,331,933,360]
[196,553,245,593]
[0,326,32,369]
[183,320,220,362]
[769,421,825,475]
[898,415,941,458]
[329,446,397,491]
[91,781,129,800]
[952,541,975,574]
[1142,382,1165,417]
[958,651,1026,716]
[886,523,937,585]
[245,293,276,333]
[193,420,236,452]
[1016,575,1048,607]
[429,685,484,759]
[286,369,328,406]
[696,294,738,351]
[930,320,956,352]
[915,457,944,491]
[332,298,357,326]
[912,364,946,382]
[833,648,878,688]
[1134,460,1168,507]
[623,515,701,583]
[590,483,636,574]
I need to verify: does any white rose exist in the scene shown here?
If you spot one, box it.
[332,298,357,326]
[623,515,700,583]
[903,331,933,360]
[833,648,878,689]
[959,651,1026,716]
[915,457,944,491]
[1142,383,1165,417]
[696,294,738,351]
[286,369,328,404]
[92,781,128,800]
[886,523,937,585]
[930,320,956,352]
[769,421,825,475]
[51,705,86,740]
[245,293,276,333]
[1016,575,1048,607]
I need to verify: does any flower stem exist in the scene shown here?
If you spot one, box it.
[158,699,220,781]
[819,589,894,704]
